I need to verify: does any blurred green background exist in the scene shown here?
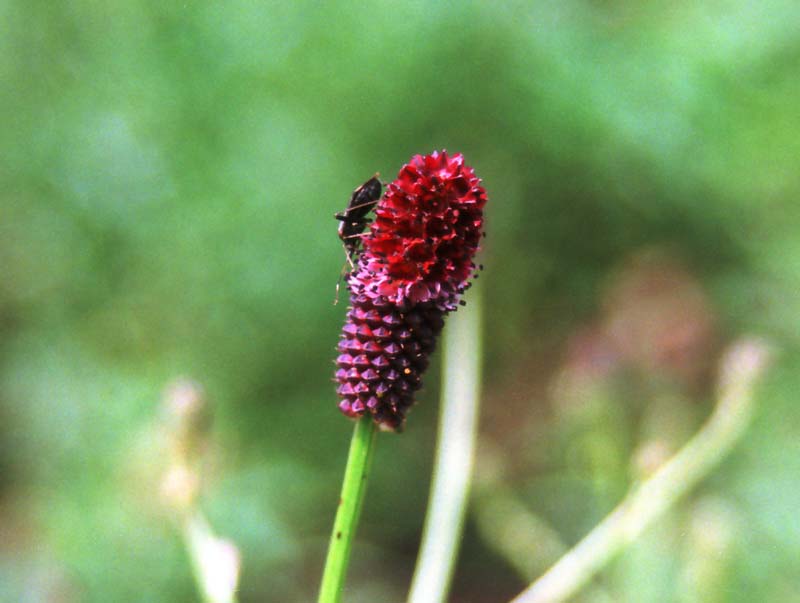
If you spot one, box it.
[2,1,799,602]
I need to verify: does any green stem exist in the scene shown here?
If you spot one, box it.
[318,415,378,603]
[509,338,772,603]
[408,282,483,603]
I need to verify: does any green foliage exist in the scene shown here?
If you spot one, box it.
[1,1,798,601]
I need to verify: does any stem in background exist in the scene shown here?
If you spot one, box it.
[318,416,378,603]
[159,379,241,603]
[509,338,773,603]
[183,511,241,603]
[408,283,484,603]
[471,466,615,603]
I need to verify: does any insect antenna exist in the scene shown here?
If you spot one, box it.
[340,196,382,214]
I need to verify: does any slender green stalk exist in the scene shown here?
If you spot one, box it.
[318,415,378,603]
[509,338,772,603]
[407,283,483,603]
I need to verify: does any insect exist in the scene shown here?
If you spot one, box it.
[334,174,382,303]
[336,174,382,265]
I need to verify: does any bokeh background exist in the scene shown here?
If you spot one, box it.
[2,2,799,602]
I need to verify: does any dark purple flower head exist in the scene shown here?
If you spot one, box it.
[336,151,487,431]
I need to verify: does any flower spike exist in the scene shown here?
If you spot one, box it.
[335,151,487,431]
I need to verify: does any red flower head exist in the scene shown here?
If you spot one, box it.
[336,151,487,431]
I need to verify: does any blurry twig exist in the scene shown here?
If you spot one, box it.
[474,481,568,580]
[183,511,241,603]
[509,338,773,603]
[407,282,483,603]
[160,379,241,603]
[472,455,614,603]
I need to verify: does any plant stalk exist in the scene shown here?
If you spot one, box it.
[318,415,378,603]
[509,338,772,603]
[407,282,484,603]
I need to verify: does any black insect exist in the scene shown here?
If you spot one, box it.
[333,175,382,304]
[335,174,382,267]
